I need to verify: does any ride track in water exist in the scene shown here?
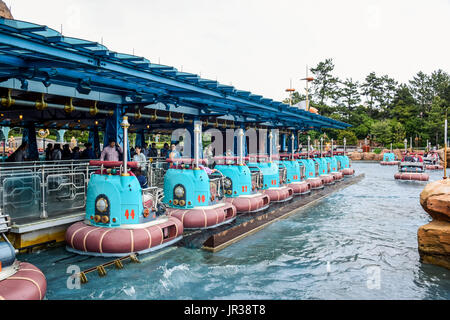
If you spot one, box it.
[16,162,450,300]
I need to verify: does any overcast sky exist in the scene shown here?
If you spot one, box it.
[5,0,450,101]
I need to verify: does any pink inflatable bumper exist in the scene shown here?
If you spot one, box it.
[288,181,311,195]
[380,161,399,166]
[166,202,236,229]
[66,217,183,256]
[225,193,270,213]
[341,168,355,176]
[320,175,334,185]
[263,186,293,202]
[426,164,443,170]
[0,262,47,300]
[394,172,429,181]
[330,171,344,181]
[306,178,323,189]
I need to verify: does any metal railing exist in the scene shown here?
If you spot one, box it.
[142,187,163,212]
[209,176,225,201]
[0,160,99,223]
[251,171,262,191]
[300,165,306,180]
[279,167,287,184]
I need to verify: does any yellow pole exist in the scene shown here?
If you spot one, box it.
[306,66,309,112]
[444,111,447,179]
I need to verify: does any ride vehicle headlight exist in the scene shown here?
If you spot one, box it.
[224,178,232,188]
[174,186,185,198]
[96,198,108,213]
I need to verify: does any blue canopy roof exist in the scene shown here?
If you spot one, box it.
[0,18,350,131]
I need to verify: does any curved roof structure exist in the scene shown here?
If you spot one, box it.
[0,18,350,132]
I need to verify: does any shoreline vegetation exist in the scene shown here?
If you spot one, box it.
[284,59,449,149]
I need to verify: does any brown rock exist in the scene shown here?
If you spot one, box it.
[363,152,375,160]
[420,179,450,222]
[418,220,450,270]
[437,149,450,168]
[0,1,13,19]
[351,152,362,161]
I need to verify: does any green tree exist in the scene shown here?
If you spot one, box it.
[389,119,406,144]
[409,71,433,116]
[430,69,449,100]
[370,120,392,146]
[378,75,398,117]
[310,59,339,105]
[282,91,306,106]
[334,78,360,119]
[424,96,446,145]
[361,72,383,116]
[337,130,358,145]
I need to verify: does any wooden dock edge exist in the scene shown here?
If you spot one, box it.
[202,173,365,253]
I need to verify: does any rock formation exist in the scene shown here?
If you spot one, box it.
[0,1,13,19]
[417,179,450,270]
[437,148,450,168]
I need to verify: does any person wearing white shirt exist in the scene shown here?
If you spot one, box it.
[133,146,147,170]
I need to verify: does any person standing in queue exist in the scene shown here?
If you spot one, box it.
[100,140,123,162]
[81,143,96,160]
[133,146,147,171]
[168,144,180,160]
[149,143,158,158]
[6,142,28,162]
[45,143,53,161]
[51,144,62,160]
[161,143,170,159]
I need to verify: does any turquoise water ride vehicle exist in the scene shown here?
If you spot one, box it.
[296,154,324,190]
[380,152,399,165]
[164,123,236,229]
[395,161,429,181]
[65,117,183,257]
[212,129,270,213]
[312,155,334,185]
[335,153,354,176]
[278,154,310,195]
[247,155,293,203]
[423,151,443,170]
[214,156,270,213]
[325,152,344,181]
[163,158,237,229]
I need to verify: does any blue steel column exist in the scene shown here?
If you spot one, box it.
[1,127,9,161]
[280,133,287,153]
[287,131,299,153]
[22,122,39,161]
[240,124,248,156]
[185,119,203,159]
[287,132,293,153]
[135,130,145,148]
[103,105,130,159]
[265,128,278,157]
[57,129,66,143]
[88,126,100,158]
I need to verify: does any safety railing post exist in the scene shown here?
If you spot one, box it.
[40,165,47,219]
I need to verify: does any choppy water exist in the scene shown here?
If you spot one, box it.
[21,163,450,299]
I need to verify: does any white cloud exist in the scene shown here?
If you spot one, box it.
[5,0,450,101]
